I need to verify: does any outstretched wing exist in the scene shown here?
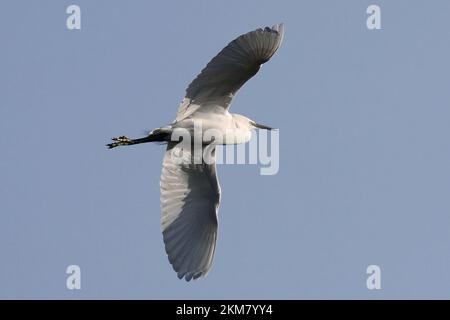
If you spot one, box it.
[176,23,284,121]
[160,143,220,281]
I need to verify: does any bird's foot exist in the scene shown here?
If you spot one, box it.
[106,136,133,149]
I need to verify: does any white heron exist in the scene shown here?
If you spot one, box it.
[107,23,284,281]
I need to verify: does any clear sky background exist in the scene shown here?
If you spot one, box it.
[1,0,450,299]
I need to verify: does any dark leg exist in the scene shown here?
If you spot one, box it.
[106,135,154,149]
[107,128,171,149]
[107,136,133,149]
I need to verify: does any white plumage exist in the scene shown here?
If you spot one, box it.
[107,23,284,281]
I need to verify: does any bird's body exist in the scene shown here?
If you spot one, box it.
[162,112,253,145]
[107,23,284,281]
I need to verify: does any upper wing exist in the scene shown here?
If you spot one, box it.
[176,23,284,121]
[160,143,220,281]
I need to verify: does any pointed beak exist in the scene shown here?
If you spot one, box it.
[253,122,275,130]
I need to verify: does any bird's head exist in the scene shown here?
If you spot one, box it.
[251,121,274,130]
[232,113,275,131]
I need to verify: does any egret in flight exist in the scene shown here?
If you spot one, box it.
[107,23,284,281]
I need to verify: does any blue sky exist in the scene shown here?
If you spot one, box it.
[1,0,450,299]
